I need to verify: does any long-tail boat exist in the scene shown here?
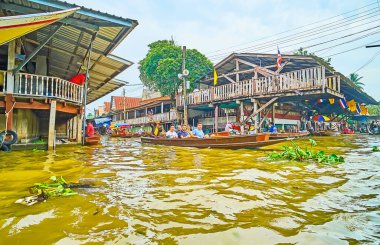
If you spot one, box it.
[140,134,286,149]
[85,135,101,145]
[312,131,341,136]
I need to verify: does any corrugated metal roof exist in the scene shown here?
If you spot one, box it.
[0,0,138,103]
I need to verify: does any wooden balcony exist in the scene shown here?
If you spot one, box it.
[0,70,83,104]
[177,66,342,107]
[114,110,177,125]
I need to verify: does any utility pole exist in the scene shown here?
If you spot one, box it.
[182,46,189,126]
[366,44,380,48]
[123,87,126,123]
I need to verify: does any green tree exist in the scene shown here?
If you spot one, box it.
[139,40,213,98]
[348,73,364,90]
[367,104,380,116]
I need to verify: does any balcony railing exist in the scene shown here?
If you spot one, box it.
[114,110,177,125]
[0,70,83,104]
[177,66,341,107]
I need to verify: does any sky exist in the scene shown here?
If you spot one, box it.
[65,0,380,113]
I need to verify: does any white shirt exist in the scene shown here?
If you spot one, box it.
[166,131,178,139]
[225,123,232,132]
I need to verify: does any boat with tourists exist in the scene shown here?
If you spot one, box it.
[312,130,341,136]
[141,134,286,149]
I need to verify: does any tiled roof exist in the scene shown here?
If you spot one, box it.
[104,102,111,113]
[111,96,141,111]
[139,96,171,105]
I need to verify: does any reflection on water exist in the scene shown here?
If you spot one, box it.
[0,135,379,244]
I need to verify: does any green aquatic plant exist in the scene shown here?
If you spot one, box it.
[269,139,344,164]
[373,146,379,152]
[30,176,78,198]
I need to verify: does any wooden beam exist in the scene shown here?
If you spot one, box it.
[48,100,57,150]
[221,74,236,83]
[5,95,14,130]
[14,24,63,74]
[243,97,278,125]
[236,58,276,76]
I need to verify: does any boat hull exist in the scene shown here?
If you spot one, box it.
[141,135,285,149]
[269,132,309,139]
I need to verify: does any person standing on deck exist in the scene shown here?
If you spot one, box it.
[85,120,95,137]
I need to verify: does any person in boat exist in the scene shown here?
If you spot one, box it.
[150,121,161,138]
[85,120,95,137]
[248,124,257,135]
[177,125,190,139]
[191,122,209,138]
[269,123,277,133]
[166,125,178,139]
[138,126,144,135]
[225,122,232,133]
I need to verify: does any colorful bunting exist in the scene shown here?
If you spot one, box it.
[339,98,348,109]
[347,99,357,112]
[356,103,361,114]
[360,105,368,115]
[317,99,324,103]
[213,69,218,86]
[329,98,335,104]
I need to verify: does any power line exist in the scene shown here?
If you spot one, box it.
[207,6,380,60]
[322,39,380,57]
[206,1,379,55]
[354,49,380,73]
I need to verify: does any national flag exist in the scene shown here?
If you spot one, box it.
[356,103,361,114]
[360,105,368,115]
[213,68,218,86]
[347,99,357,112]
[329,98,335,104]
[339,98,348,109]
[317,99,324,103]
[276,47,283,69]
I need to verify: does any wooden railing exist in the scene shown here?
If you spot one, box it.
[177,66,341,106]
[0,70,83,104]
[114,110,177,125]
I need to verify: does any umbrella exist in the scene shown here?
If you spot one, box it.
[313,115,330,121]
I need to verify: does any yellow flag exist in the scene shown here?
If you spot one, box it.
[347,99,356,112]
[329,98,335,104]
[213,69,218,86]
[360,105,368,115]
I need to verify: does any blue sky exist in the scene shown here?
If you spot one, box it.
[66,0,380,113]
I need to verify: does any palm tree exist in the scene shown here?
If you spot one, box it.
[349,73,364,90]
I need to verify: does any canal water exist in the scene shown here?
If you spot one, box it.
[0,135,379,244]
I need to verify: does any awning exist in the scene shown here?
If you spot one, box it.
[0,8,78,45]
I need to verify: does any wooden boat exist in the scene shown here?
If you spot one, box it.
[85,135,101,145]
[0,8,79,45]
[269,131,309,139]
[141,134,285,149]
[121,133,140,138]
[312,131,341,136]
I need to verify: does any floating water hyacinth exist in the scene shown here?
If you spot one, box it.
[15,176,78,206]
[269,139,344,164]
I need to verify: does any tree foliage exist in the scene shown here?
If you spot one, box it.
[139,40,213,97]
[348,73,364,90]
[293,47,332,65]
[367,104,380,116]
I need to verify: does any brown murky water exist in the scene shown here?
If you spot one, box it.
[0,135,379,244]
